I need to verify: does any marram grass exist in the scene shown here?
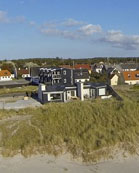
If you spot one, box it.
[0,87,138,162]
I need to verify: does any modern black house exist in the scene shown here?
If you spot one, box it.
[38,82,109,104]
[31,67,90,85]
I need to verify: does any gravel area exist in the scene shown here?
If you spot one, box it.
[0,98,42,110]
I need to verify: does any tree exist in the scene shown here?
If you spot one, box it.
[1,63,15,73]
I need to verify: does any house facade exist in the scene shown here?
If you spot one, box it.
[0,70,12,81]
[38,82,108,104]
[123,70,139,85]
[109,74,119,86]
[93,64,106,74]
[34,67,90,86]
[121,63,139,72]
[17,68,30,78]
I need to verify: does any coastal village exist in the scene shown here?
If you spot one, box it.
[0,59,138,107]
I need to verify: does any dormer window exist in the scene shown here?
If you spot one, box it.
[128,74,131,78]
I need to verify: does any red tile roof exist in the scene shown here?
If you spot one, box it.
[123,71,139,80]
[0,70,11,77]
[17,69,29,75]
[74,64,91,70]
[59,65,73,69]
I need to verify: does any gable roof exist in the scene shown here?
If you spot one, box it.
[74,64,91,70]
[121,63,139,70]
[0,70,11,77]
[109,74,118,79]
[123,71,139,81]
[59,65,73,69]
[17,69,29,75]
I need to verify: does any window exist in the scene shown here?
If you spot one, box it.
[135,74,139,77]
[128,74,131,78]
[64,79,67,83]
[71,90,75,96]
[50,94,61,101]
[99,88,105,96]
[63,70,66,75]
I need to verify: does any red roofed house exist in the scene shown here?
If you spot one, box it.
[17,68,30,78]
[74,64,92,74]
[0,69,12,81]
[123,70,139,85]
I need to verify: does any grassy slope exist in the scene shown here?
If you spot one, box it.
[0,86,38,95]
[0,85,138,162]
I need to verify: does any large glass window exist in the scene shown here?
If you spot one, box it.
[50,93,62,101]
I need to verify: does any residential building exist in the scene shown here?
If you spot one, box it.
[123,70,139,85]
[120,63,139,71]
[38,82,108,104]
[109,74,119,86]
[107,67,120,75]
[93,64,106,74]
[17,68,30,78]
[74,64,92,74]
[0,69,12,81]
[31,67,90,85]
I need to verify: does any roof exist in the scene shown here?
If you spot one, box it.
[74,64,91,70]
[121,63,139,70]
[0,70,11,77]
[107,67,115,74]
[109,74,118,79]
[46,85,66,92]
[73,69,89,79]
[84,82,107,88]
[59,65,73,69]
[17,69,29,75]
[123,71,139,81]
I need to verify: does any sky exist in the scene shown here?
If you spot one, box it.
[0,0,139,60]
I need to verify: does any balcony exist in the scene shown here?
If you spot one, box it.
[52,74,61,79]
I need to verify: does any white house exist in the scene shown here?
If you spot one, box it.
[109,74,119,86]
[0,70,12,81]
[123,70,139,85]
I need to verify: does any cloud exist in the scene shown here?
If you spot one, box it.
[0,11,9,23]
[36,18,139,51]
[29,21,36,26]
[40,19,102,40]
[62,18,85,27]
[40,28,82,40]
[78,24,102,36]
[101,30,139,50]
[0,10,25,24]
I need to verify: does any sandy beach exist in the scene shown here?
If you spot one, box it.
[0,154,139,173]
